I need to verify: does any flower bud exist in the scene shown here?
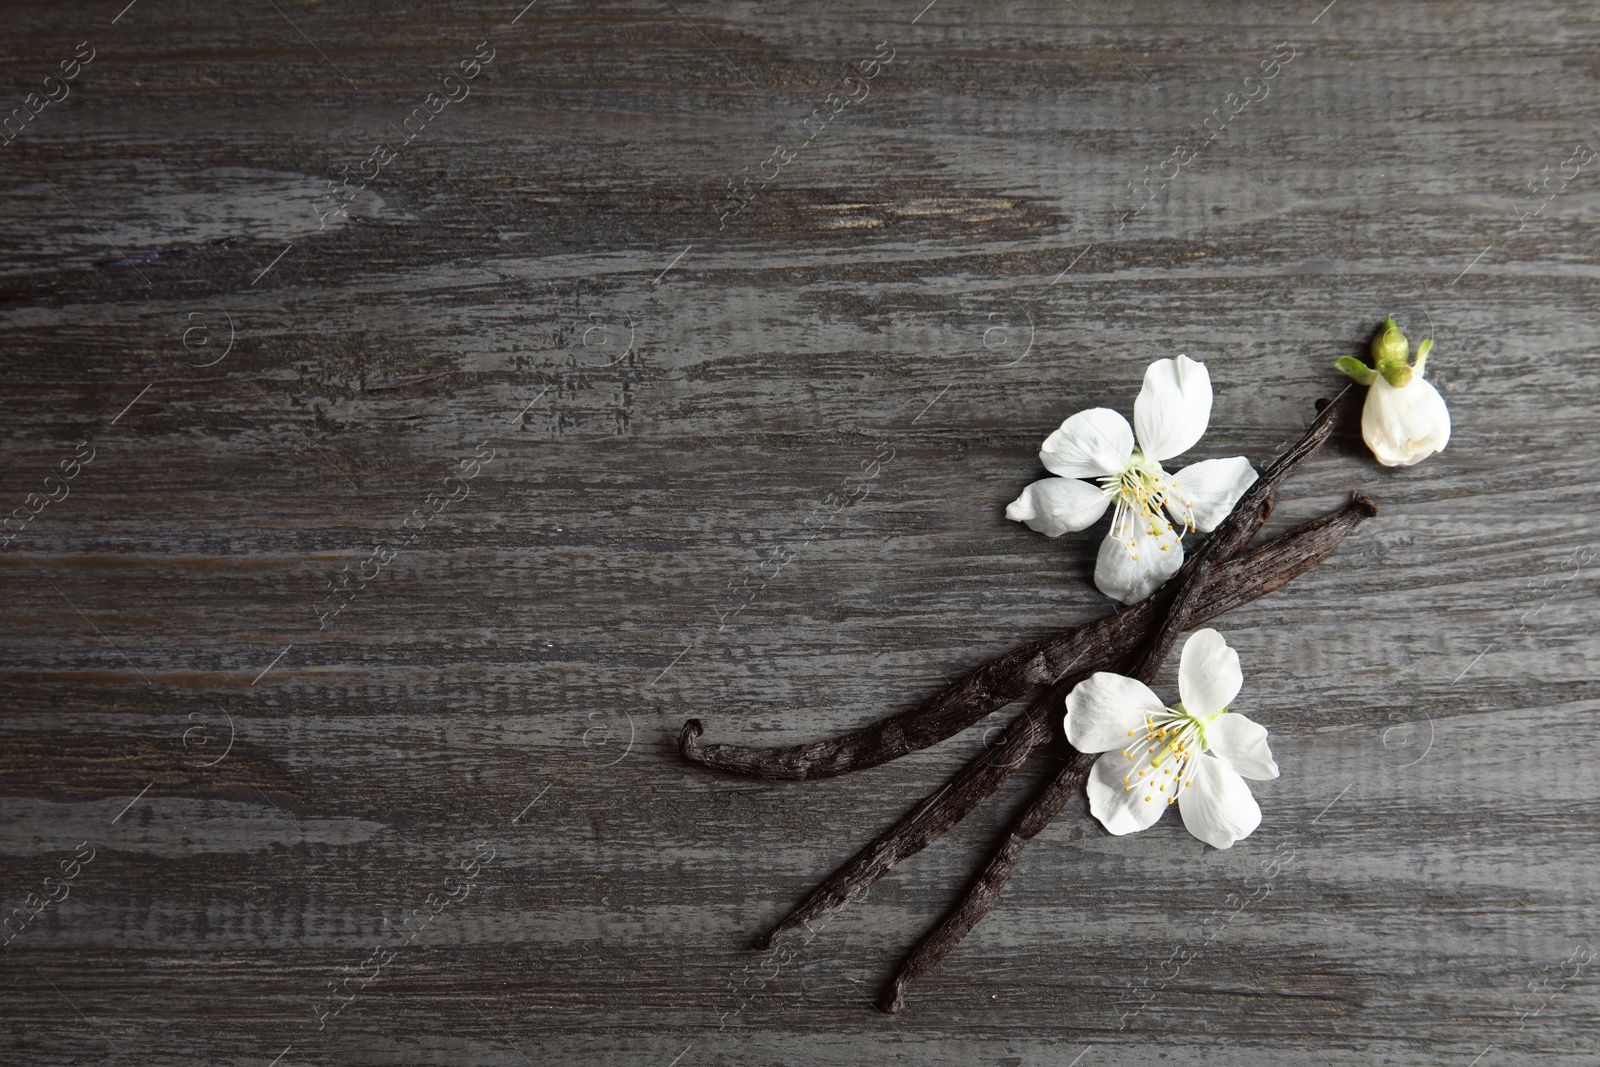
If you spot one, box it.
[1340,319,1450,467]
[1371,318,1410,369]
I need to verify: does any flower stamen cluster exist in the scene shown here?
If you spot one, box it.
[1121,706,1217,804]
[1097,452,1200,562]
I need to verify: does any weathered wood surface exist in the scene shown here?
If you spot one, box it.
[1,0,1597,1063]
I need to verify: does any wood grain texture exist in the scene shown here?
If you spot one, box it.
[2,0,1597,1063]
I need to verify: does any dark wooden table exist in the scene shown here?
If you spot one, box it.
[3,1,1596,1063]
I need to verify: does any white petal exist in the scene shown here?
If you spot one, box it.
[1004,477,1110,537]
[1177,628,1242,717]
[1094,511,1183,605]
[1166,456,1258,533]
[1087,752,1171,836]
[1040,408,1135,478]
[1177,754,1262,849]
[1207,713,1279,781]
[1133,355,1213,462]
[1361,375,1451,468]
[1064,672,1167,753]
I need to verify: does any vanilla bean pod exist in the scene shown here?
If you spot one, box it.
[757,398,1352,952]
[757,670,1077,949]
[681,497,1280,781]
[762,494,1374,950]
[683,396,1343,780]
[877,746,1097,1014]
[681,391,1344,777]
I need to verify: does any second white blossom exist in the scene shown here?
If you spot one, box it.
[1065,628,1279,850]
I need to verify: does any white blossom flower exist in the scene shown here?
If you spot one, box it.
[1005,356,1258,605]
[1337,318,1450,467]
[1065,628,1278,850]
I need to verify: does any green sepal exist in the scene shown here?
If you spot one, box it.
[1372,318,1411,370]
[1335,356,1379,386]
[1413,338,1433,378]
